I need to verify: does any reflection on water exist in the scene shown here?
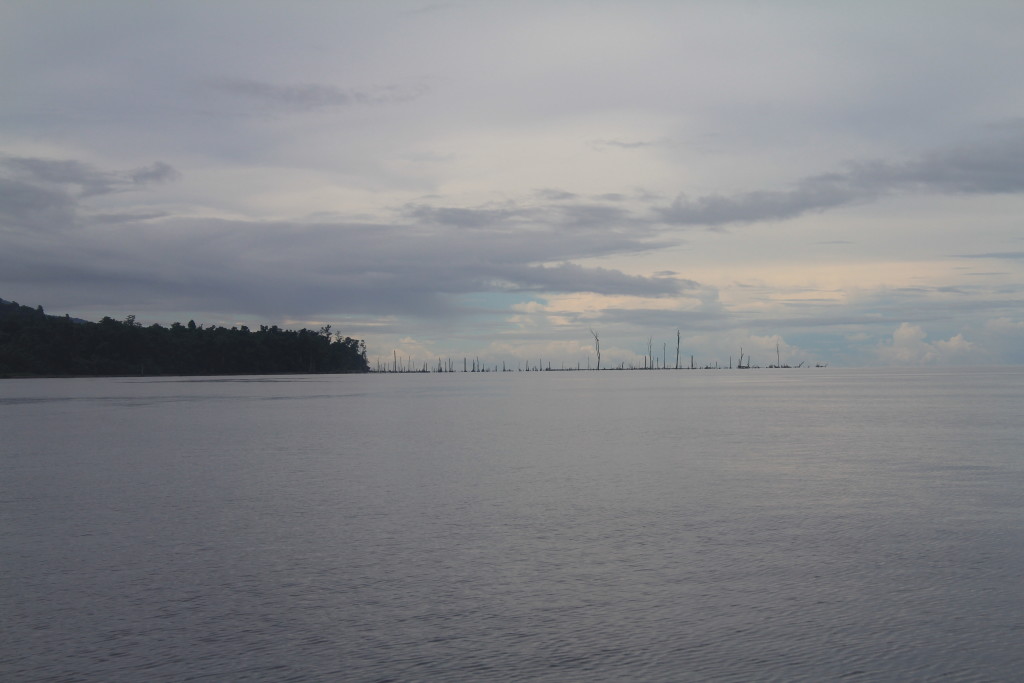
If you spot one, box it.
[2,368,1024,681]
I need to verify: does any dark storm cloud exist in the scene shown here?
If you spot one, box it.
[212,79,427,110]
[656,130,1024,227]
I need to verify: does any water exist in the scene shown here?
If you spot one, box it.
[2,368,1023,681]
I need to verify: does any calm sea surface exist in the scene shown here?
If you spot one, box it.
[2,368,1023,681]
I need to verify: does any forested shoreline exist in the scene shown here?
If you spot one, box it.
[0,299,368,377]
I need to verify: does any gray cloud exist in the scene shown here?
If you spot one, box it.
[553,203,633,230]
[0,155,180,237]
[3,157,106,189]
[865,133,1024,194]
[86,211,168,225]
[493,263,689,297]
[0,177,76,232]
[534,188,578,201]
[0,192,692,321]
[212,79,427,110]
[657,173,869,227]
[592,139,659,150]
[2,157,121,197]
[1,155,180,198]
[1,151,683,322]
[405,200,637,234]
[130,161,180,185]
[657,131,1024,227]
[404,203,535,229]
[740,289,1024,334]
[955,251,1024,260]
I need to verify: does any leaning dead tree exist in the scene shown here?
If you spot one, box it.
[589,327,601,370]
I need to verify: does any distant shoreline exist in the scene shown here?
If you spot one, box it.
[1,370,367,380]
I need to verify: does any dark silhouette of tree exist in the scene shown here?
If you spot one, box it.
[0,298,369,376]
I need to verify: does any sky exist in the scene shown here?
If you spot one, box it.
[2,1,1024,368]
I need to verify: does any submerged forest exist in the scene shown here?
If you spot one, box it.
[0,299,369,377]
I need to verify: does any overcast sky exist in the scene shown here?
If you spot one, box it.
[3,1,1024,367]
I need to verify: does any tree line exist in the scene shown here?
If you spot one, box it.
[0,299,368,377]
